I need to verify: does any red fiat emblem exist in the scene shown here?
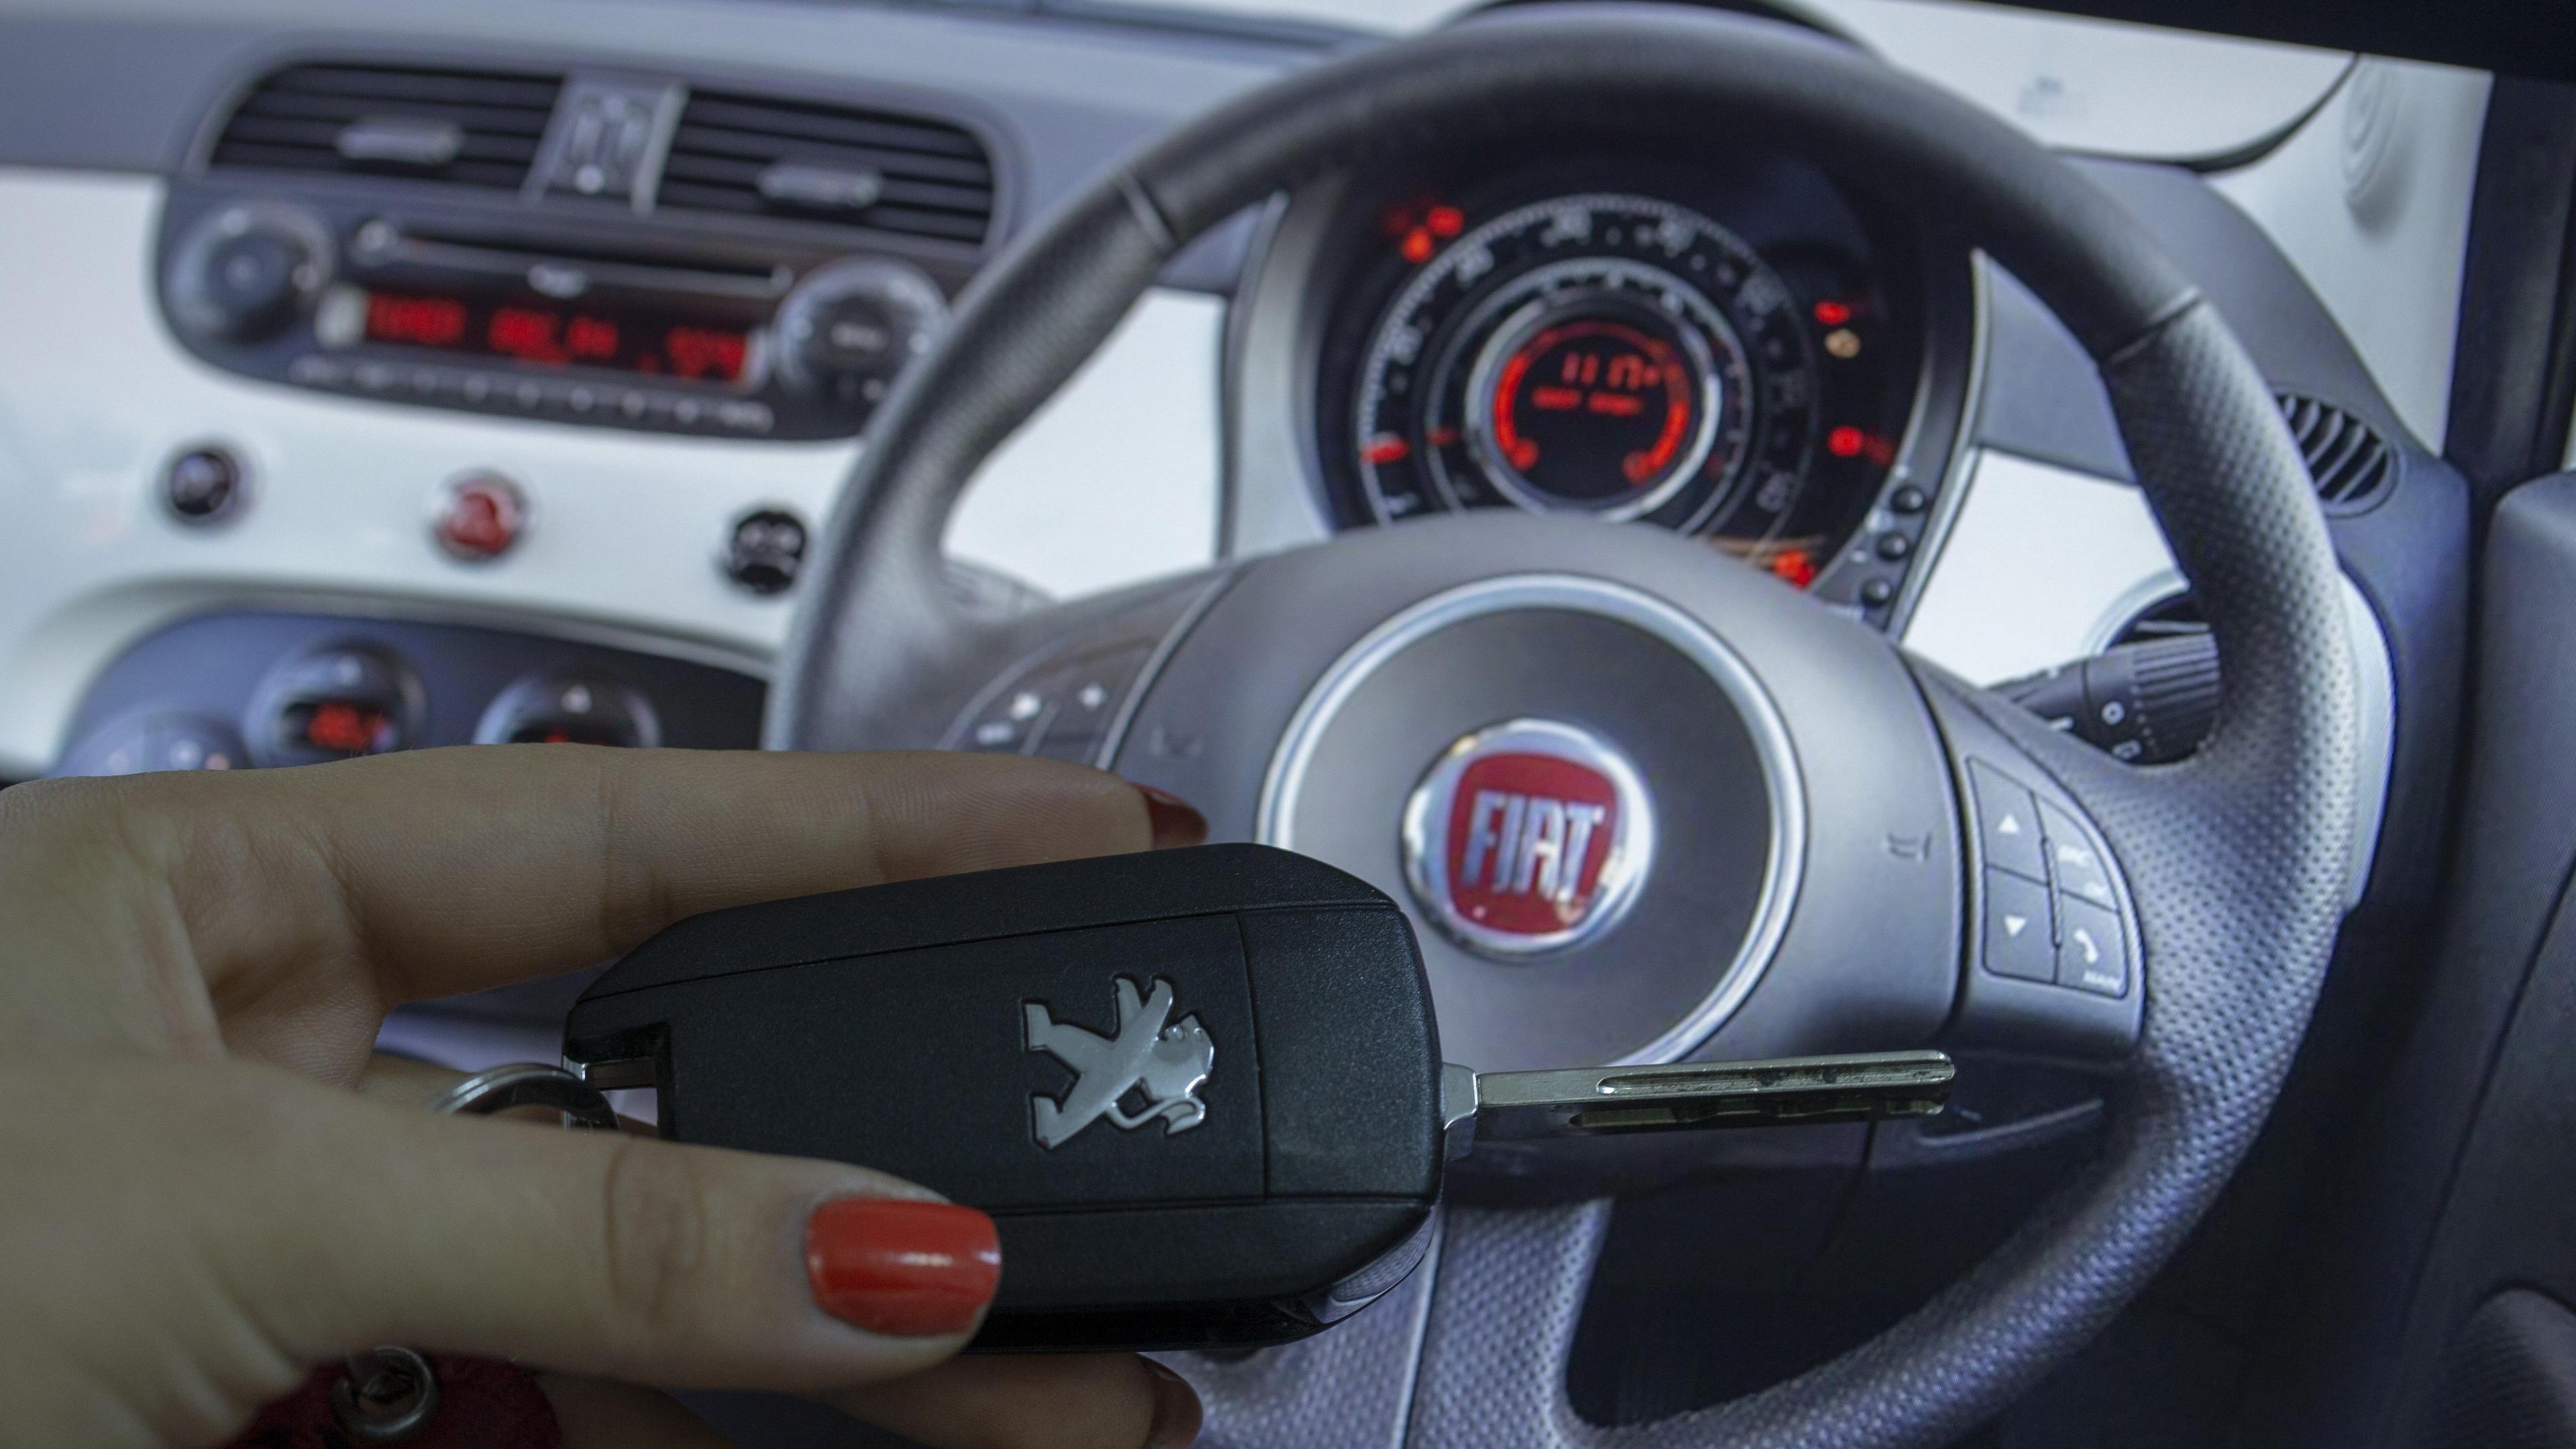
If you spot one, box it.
[1403,719,1654,956]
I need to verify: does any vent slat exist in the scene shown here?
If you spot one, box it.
[656,90,995,245]
[262,65,563,109]
[231,90,556,137]
[208,62,563,191]
[680,95,983,158]
[2274,392,2395,514]
[665,124,994,186]
[655,153,989,213]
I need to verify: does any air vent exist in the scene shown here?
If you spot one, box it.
[658,90,996,245]
[208,62,564,190]
[2278,393,2396,513]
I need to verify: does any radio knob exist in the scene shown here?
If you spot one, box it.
[168,204,336,343]
[774,258,949,407]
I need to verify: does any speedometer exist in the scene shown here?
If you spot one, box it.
[1354,194,1817,538]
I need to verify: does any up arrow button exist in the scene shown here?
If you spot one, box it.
[1968,759,2049,882]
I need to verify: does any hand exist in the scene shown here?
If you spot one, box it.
[0,747,1208,1448]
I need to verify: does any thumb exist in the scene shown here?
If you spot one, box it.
[203,1063,1001,1394]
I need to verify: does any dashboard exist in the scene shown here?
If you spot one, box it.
[0,0,2480,951]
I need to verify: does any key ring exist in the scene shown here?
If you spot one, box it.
[324,1064,619,1443]
[427,1062,625,1132]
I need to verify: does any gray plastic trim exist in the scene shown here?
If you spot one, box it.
[1256,572,1808,1065]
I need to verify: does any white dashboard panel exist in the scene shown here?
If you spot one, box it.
[947,292,1224,599]
[1902,451,2182,686]
[0,168,1224,776]
[2211,58,2491,447]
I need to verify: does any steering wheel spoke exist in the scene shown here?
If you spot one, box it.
[932,569,1234,765]
[1915,667,2149,1062]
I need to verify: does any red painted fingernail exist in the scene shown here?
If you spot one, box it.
[804,1198,1000,1338]
[1132,784,1208,849]
[1145,1360,1203,1449]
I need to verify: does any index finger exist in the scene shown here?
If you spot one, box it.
[118,745,1162,1008]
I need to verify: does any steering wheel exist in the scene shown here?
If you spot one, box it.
[767,7,2359,1445]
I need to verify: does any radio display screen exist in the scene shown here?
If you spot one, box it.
[361,290,751,384]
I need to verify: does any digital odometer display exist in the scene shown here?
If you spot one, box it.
[362,290,751,384]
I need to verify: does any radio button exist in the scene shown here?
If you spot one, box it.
[723,507,808,596]
[434,472,529,562]
[287,356,346,388]
[717,400,775,433]
[163,445,248,525]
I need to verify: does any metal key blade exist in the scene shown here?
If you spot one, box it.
[1442,1050,1955,1159]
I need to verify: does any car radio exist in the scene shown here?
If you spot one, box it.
[156,187,959,441]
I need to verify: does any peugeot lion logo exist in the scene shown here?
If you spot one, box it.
[1022,976,1216,1148]
[1403,718,1656,957]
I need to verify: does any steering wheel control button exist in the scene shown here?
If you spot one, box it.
[433,473,529,562]
[1968,760,2047,882]
[722,507,808,596]
[1980,870,2057,982]
[1029,650,1144,765]
[562,844,1952,1352]
[955,645,1156,761]
[1401,718,1655,957]
[2055,897,2129,997]
[2038,802,2119,912]
[248,643,425,767]
[162,445,249,525]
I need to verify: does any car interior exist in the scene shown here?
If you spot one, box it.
[3,0,2573,1443]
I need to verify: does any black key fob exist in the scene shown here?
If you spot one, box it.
[561,843,1444,1351]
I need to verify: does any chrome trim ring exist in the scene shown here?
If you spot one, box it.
[1257,573,1807,1065]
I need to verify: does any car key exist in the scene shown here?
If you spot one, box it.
[560,843,1951,1352]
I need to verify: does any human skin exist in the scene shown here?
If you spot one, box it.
[0,746,1205,1449]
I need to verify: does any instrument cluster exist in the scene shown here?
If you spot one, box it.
[1301,146,1960,619]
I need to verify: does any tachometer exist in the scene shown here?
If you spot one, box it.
[1354,194,1817,538]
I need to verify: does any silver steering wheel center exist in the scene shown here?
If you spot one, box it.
[1258,573,1805,1070]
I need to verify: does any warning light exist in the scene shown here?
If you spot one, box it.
[1813,300,1854,327]
[1826,426,1897,466]
[1385,198,1466,266]
[1767,548,1819,589]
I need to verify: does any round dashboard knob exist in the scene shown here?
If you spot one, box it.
[167,203,337,343]
[773,258,949,406]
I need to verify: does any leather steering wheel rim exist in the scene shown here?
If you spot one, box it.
[769,7,2361,1444]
